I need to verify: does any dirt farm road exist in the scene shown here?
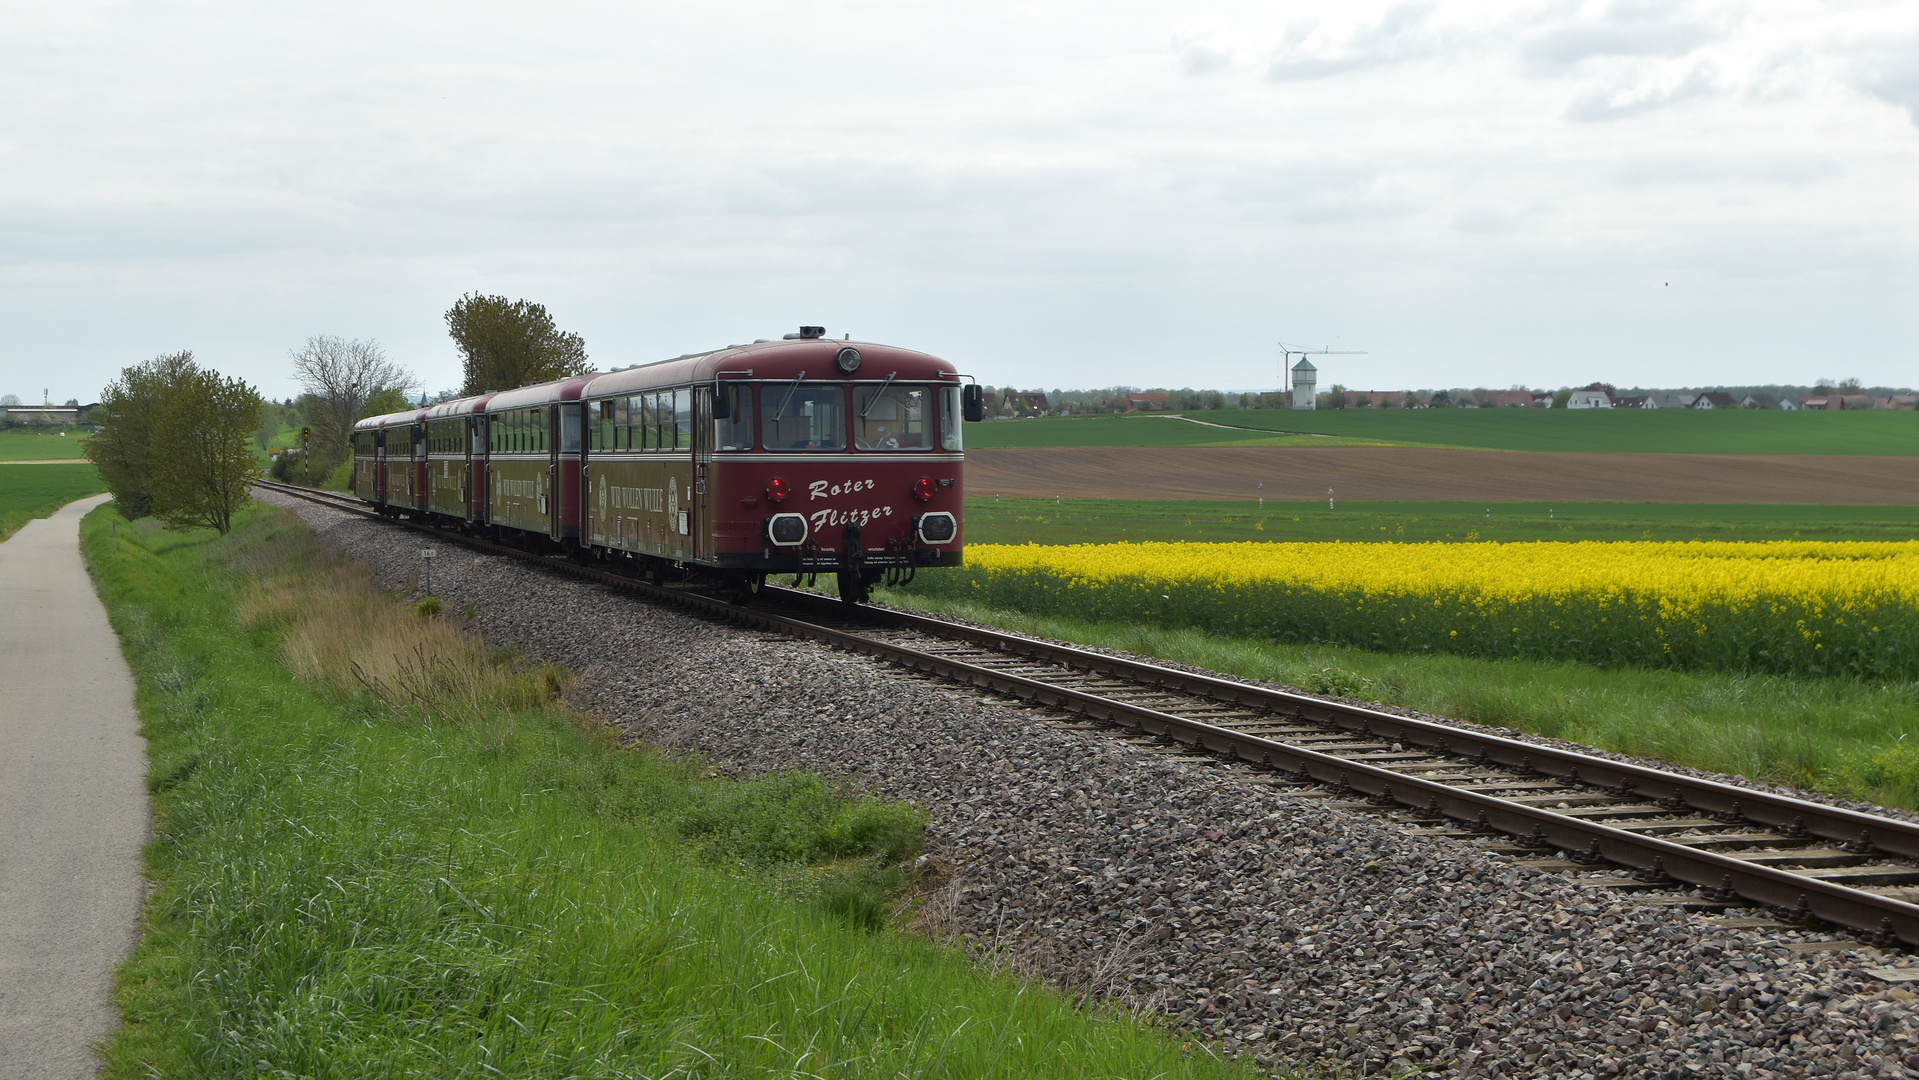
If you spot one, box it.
[965,447,1919,505]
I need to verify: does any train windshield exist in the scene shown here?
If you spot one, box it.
[854,384,931,451]
[762,384,846,451]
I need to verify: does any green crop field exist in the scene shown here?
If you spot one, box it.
[962,408,1919,454]
[963,414,1411,449]
[0,427,91,461]
[0,463,106,541]
[962,497,1919,546]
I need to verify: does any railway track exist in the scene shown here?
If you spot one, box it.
[256,479,1919,949]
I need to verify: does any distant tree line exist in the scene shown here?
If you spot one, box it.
[975,379,1913,415]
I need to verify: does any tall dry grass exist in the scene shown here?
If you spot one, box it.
[227,509,568,726]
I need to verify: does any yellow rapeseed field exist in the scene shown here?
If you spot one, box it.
[918,541,1919,679]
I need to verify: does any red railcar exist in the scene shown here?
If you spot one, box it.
[352,406,430,515]
[351,329,979,600]
[423,392,498,523]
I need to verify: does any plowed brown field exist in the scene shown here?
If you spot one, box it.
[965,447,1919,505]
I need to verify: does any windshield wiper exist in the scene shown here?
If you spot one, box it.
[773,371,806,422]
[861,371,899,418]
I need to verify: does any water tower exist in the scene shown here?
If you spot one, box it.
[1290,358,1317,410]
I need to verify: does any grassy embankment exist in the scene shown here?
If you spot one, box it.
[87,504,1267,1079]
[963,497,1919,545]
[878,586,1919,811]
[965,408,1919,454]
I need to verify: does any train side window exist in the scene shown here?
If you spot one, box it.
[939,387,963,451]
[715,383,754,451]
[640,394,656,451]
[560,404,581,453]
[674,389,692,451]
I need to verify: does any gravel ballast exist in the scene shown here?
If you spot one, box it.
[267,492,1919,1079]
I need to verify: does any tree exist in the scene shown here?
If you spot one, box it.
[364,387,412,418]
[446,293,590,395]
[150,367,263,534]
[289,335,413,466]
[87,351,200,518]
[0,394,17,406]
[1326,383,1348,409]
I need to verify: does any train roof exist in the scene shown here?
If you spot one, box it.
[484,374,598,412]
[353,406,429,431]
[582,336,957,400]
[422,393,496,420]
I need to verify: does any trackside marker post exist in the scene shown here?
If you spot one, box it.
[422,548,436,596]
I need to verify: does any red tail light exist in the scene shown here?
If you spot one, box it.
[912,477,936,502]
[766,477,790,503]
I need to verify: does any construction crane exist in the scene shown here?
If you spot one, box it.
[1278,342,1368,398]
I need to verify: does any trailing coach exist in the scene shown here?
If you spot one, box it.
[352,328,985,601]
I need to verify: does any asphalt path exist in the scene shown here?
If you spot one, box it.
[0,495,147,1079]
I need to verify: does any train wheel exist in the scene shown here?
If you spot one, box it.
[837,571,870,604]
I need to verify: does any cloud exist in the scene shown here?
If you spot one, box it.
[1849,34,1919,126]
[1565,62,1721,120]
[1179,45,1233,77]
[1519,5,1726,75]
[1608,154,1842,187]
[1265,3,1444,81]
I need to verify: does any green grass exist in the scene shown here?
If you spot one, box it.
[87,504,1269,1080]
[963,409,1919,454]
[0,462,105,541]
[964,497,1919,545]
[0,426,91,460]
[876,590,1919,812]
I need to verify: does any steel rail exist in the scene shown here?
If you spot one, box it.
[840,603,1919,863]
[252,479,1919,946]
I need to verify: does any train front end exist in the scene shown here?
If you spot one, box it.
[582,331,975,601]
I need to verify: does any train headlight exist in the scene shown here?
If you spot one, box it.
[911,477,936,502]
[767,513,808,546]
[766,477,790,503]
[916,512,956,545]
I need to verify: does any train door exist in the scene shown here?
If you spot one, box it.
[374,427,388,503]
[469,414,487,521]
[693,388,713,561]
[412,424,427,509]
[555,403,581,541]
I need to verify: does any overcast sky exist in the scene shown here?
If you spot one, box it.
[2,0,1914,403]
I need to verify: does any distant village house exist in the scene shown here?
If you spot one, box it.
[1565,383,1614,409]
